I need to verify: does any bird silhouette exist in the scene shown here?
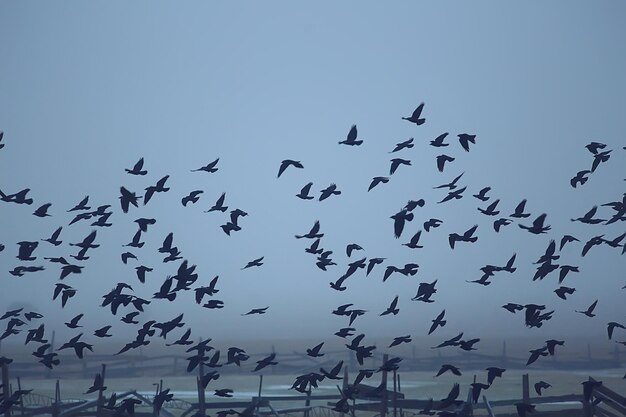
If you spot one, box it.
[181,190,203,206]
[205,192,228,213]
[576,300,598,317]
[534,381,552,396]
[339,125,362,146]
[119,186,141,213]
[430,132,449,147]
[519,213,551,234]
[402,103,425,125]
[510,199,531,218]
[42,227,63,246]
[277,159,304,178]
[389,158,411,175]
[448,225,478,249]
[554,286,576,300]
[438,186,467,204]
[380,296,399,316]
[570,170,592,188]
[473,187,491,201]
[368,176,389,191]
[428,310,446,335]
[319,184,341,201]
[403,230,424,249]
[33,203,52,217]
[478,199,500,216]
[346,243,363,257]
[607,322,625,340]
[390,209,413,238]
[306,342,325,357]
[458,133,476,152]
[144,175,170,205]
[191,158,219,173]
[390,138,414,153]
[436,154,455,172]
[242,307,269,315]
[435,364,461,377]
[126,158,147,175]
[571,206,605,224]
[296,182,315,200]
[295,221,323,239]
[65,314,84,329]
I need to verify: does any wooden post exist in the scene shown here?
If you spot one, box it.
[2,362,11,417]
[522,374,530,404]
[397,374,403,417]
[256,375,263,415]
[381,354,388,417]
[392,369,397,417]
[16,377,24,416]
[96,364,106,417]
[303,387,311,417]
[52,380,60,417]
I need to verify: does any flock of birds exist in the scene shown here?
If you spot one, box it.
[0,103,625,417]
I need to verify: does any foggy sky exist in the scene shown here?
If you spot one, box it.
[0,1,625,359]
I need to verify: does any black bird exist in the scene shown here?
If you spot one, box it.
[424,218,443,232]
[571,206,605,224]
[33,203,52,217]
[435,364,461,377]
[121,312,140,324]
[305,239,323,255]
[389,335,411,348]
[478,199,500,216]
[119,186,141,213]
[154,314,185,339]
[430,132,449,147]
[58,333,93,359]
[403,230,423,248]
[560,234,579,250]
[0,131,3,149]
[436,155,455,172]
[412,280,437,303]
[494,217,512,232]
[191,158,219,173]
[42,227,63,246]
[67,196,90,212]
[134,218,156,233]
[576,300,598,317]
[486,367,505,385]
[242,257,264,269]
[65,314,84,329]
[254,353,278,371]
[85,373,107,394]
[380,296,399,316]
[366,257,385,276]
[470,382,490,403]
[510,199,531,218]
[319,184,341,201]
[135,265,153,284]
[545,339,564,355]
[438,186,467,204]
[391,209,413,238]
[458,133,476,152]
[339,125,362,146]
[195,276,220,303]
[428,310,446,335]
[121,252,138,264]
[581,235,605,257]
[54,284,76,308]
[205,192,228,213]
[389,158,411,175]
[402,103,425,125]
[368,176,389,191]
[591,149,611,172]
[534,381,551,396]
[144,175,170,205]
[296,220,323,239]
[0,188,33,204]
[448,225,478,249]
[94,326,112,338]
[473,187,491,201]
[519,213,551,234]
[306,342,325,357]
[570,170,592,188]
[607,322,625,340]
[554,286,576,300]
[459,338,480,351]
[334,327,355,338]
[242,307,269,315]
[404,199,425,211]
[390,138,414,153]
[434,172,464,190]
[296,182,315,200]
[277,159,304,178]
[126,158,147,175]
[182,190,203,206]
[16,241,38,261]
[167,328,194,346]
[559,264,579,283]
[586,141,607,154]
[502,303,524,313]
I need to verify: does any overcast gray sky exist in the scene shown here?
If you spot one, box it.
[0,2,625,359]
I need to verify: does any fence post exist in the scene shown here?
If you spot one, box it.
[381,354,388,417]
[96,364,106,417]
[2,362,10,417]
[16,377,24,417]
[522,374,530,404]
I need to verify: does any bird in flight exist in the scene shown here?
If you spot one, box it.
[126,158,147,175]
[277,159,304,178]
[402,103,425,125]
[458,133,476,152]
[191,158,219,173]
[339,125,362,146]
[296,182,314,200]
[242,307,269,316]
[390,138,414,153]
[430,132,449,147]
